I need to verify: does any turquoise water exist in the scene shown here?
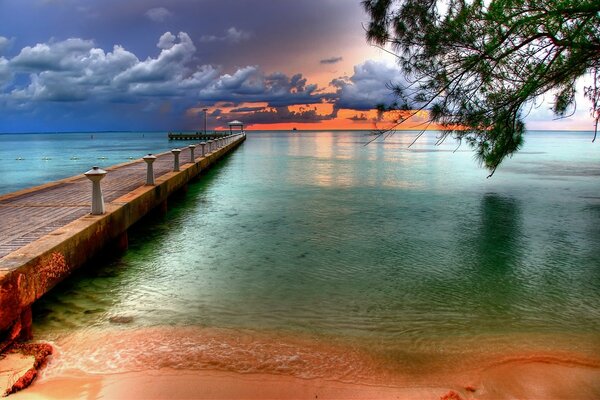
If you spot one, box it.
[0,131,198,194]
[3,130,599,381]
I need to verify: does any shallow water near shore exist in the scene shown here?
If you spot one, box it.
[2,130,599,391]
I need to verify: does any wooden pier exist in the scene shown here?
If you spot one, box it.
[0,133,246,344]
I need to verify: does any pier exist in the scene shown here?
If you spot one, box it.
[168,132,229,140]
[0,133,246,345]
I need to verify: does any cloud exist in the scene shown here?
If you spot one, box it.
[156,32,177,50]
[0,58,11,88]
[332,60,408,111]
[348,113,368,121]
[320,56,343,65]
[197,68,326,107]
[523,78,598,131]
[199,27,252,44]
[0,30,413,130]
[145,7,173,22]
[0,37,12,54]
[114,32,196,87]
[230,106,264,112]
[218,105,335,125]
[1,31,329,113]
[10,38,96,72]
[3,32,212,103]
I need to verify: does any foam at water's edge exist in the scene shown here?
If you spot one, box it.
[39,327,381,383]
[37,326,600,391]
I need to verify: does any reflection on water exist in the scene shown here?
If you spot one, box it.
[475,194,522,317]
[22,130,600,380]
[478,194,522,269]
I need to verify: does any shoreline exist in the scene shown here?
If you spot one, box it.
[6,325,600,399]
[11,357,600,400]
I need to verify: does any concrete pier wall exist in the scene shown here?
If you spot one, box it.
[0,134,246,341]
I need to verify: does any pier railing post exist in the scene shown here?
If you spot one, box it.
[84,166,107,215]
[200,142,206,157]
[207,140,213,153]
[143,154,157,185]
[188,144,196,163]
[171,148,181,171]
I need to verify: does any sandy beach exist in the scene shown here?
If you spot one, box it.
[5,327,599,400]
[10,357,600,400]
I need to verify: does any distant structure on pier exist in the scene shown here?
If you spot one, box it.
[227,120,244,134]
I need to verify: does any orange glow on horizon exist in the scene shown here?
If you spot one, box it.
[187,102,456,131]
[246,108,452,131]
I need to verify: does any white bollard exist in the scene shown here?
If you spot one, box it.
[171,148,181,171]
[84,166,107,215]
[207,140,213,153]
[200,142,206,157]
[143,154,157,185]
[188,144,196,163]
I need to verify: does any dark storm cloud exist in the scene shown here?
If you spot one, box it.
[217,106,336,125]
[348,113,368,121]
[230,106,264,112]
[0,32,332,110]
[2,33,205,103]
[197,68,328,107]
[320,56,343,65]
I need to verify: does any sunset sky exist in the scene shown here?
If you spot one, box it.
[0,0,596,132]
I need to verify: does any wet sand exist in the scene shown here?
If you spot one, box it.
[11,326,600,399]
[11,359,600,400]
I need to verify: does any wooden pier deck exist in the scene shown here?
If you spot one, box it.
[0,154,174,259]
[0,133,246,341]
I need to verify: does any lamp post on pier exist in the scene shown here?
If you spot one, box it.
[203,108,208,134]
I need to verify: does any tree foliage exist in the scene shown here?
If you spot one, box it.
[363,0,600,175]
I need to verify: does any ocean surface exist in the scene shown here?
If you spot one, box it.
[1,130,599,384]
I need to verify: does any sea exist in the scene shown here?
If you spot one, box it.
[0,130,599,386]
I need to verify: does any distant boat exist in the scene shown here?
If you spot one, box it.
[292,127,297,131]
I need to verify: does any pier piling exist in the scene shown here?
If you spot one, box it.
[188,144,196,163]
[143,154,157,185]
[84,166,107,215]
[171,148,181,172]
